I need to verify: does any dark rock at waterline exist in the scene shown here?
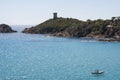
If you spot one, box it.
[0,24,17,33]
[98,38,120,42]
[22,27,38,34]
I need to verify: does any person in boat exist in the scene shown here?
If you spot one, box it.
[96,69,99,73]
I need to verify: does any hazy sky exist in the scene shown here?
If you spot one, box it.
[0,0,120,25]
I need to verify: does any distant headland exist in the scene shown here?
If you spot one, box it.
[22,13,120,41]
[0,24,17,33]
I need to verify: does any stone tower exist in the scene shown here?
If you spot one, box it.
[53,13,57,19]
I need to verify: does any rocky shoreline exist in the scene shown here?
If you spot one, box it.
[50,33,120,42]
[0,24,17,33]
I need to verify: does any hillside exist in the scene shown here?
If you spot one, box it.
[22,17,120,41]
[22,18,85,33]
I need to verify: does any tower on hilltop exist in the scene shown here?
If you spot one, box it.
[53,13,57,19]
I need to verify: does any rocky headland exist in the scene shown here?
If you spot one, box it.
[0,24,17,33]
[22,17,120,41]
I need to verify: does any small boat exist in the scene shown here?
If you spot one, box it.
[91,70,104,74]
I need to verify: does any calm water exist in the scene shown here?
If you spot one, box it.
[0,26,120,80]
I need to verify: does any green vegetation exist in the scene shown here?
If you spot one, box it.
[23,17,120,39]
[34,18,85,33]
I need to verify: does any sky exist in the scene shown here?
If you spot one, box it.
[0,0,120,25]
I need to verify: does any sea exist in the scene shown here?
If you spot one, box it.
[0,25,120,80]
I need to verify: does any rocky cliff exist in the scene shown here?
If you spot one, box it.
[0,24,17,33]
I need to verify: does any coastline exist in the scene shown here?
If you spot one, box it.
[22,17,120,42]
[46,33,120,42]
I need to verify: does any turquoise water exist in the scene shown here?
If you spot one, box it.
[0,27,120,80]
